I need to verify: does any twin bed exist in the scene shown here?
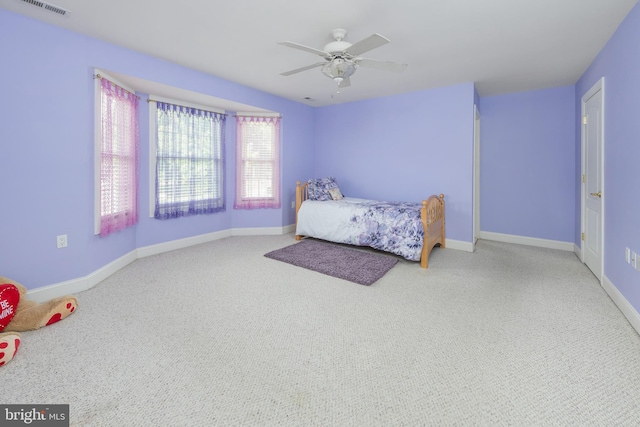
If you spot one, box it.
[294,178,446,268]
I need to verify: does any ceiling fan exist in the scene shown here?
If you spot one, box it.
[278,29,407,89]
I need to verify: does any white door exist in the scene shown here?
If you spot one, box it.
[582,79,604,280]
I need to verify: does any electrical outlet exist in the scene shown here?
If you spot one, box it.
[291,201,295,209]
[626,247,631,264]
[632,251,638,269]
[56,234,68,248]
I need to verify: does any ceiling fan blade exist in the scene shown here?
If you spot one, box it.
[344,33,390,56]
[280,62,326,76]
[356,58,407,73]
[278,41,329,58]
[338,77,351,88]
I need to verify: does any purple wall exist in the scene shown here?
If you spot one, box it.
[0,10,315,289]
[479,86,576,242]
[313,83,476,242]
[576,3,640,312]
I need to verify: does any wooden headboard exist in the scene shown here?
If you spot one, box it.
[295,181,309,222]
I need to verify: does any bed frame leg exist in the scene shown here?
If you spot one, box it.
[439,194,446,248]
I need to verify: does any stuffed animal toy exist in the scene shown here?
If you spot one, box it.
[0,276,78,367]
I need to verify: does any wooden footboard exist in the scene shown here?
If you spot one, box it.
[420,194,446,268]
[295,181,445,268]
[295,181,309,241]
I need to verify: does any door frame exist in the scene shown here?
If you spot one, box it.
[473,104,481,249]
[580,77,605,281]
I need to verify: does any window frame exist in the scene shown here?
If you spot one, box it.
[234,113,281,209]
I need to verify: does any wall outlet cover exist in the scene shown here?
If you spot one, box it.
[56,234,68,248]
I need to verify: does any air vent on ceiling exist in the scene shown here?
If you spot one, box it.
[19,0,71,16]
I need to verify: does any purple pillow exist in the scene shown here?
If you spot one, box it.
[307,177,341,201]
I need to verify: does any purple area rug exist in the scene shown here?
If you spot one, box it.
[264,239,398,286]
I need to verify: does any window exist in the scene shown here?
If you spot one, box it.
[234,115,281,209]
[151,99,226,219]
[94,71,139,237]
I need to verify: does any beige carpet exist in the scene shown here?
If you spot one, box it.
[2,235,640,426]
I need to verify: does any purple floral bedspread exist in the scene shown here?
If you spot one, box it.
[351,201,423,261]
[296,198,424,261]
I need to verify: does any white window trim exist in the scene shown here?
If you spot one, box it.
[93,69,137,235]
[148,95,226,218]
[236,111,281,118]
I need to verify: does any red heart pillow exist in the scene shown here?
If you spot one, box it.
[0,284,20,332]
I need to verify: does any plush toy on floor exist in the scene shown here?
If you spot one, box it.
[0,276,78,367]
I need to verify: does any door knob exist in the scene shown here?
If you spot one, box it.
[590,191,602,198]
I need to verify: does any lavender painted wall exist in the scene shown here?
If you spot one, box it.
[313,83,476,243]
[0,10,315,289]
[576,2,640,313]
[479,86,575,242]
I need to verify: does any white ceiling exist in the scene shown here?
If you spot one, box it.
[2,0,638,107]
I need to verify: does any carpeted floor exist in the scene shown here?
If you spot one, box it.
[2,235,640,426]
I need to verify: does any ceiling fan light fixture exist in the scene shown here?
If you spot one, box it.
[321,58,356,82]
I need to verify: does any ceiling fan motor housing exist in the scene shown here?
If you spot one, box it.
[324,29,352,54]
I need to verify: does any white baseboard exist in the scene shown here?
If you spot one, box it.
[601,275,640,337]
[27,250,138,303]
[445,238,474,253]
[232,225,295,236]
[136,229,232,258]
[282,224,296,234]
[574,243,582,261]
[479,231,574,251]
[26,225,293,302]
